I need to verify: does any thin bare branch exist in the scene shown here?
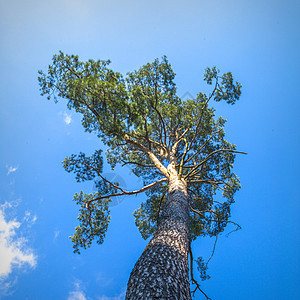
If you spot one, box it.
[184,149,247,180]
[129,132,167,157]
[184,128,223,165]
[178,139,188,178]
[89,178,168,203]
[156,189,167,225]
[121,160,155,169]
[171,128,189,154]
[187,77,219,153]
[78,161,128,194]
[189,244,212,300]
[152,105,168,145]
[206,234,219,266]
[188,204,242,232]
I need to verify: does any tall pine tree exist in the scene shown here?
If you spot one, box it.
[38,52,244,299]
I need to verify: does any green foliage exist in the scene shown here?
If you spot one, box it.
[38,51,129,142]
[204,67,242,104]
[134,184,167,240]
[195,257,210,281]
[62,150,119,253]
[63,150,103,182]
[38,52,243,254]
[70,192,111,254]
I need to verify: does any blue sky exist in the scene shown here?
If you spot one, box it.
[0,0,299,299]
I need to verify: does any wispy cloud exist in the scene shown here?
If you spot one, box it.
[64,112,72,125]
[67,280,125,300]
[0,205,37,293]
[98,289,126,300]
[7,166,18,176]
[68,280,87,300]
[95,272,113,287]
[68,290,87,300]
[53,230,60,241]
[23,211,37,225]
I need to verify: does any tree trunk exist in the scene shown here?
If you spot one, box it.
[125,178,191,299]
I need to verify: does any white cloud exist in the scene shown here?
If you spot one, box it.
[68,280,87,300]
[98,290,126,300]
[0,206,37,292]
[68,290,87,300]
[54,230,60,241]
[31,215,37,224]
[23,211,37,225]
[67,280,125,300]
[95,272,113,287]
[1,202,13,211]
[7,166,18,175]
[0,276,17,296]
[64,112,72,125]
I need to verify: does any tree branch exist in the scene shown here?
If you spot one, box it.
[184,128,223,165]
[156,189,167,225]
[178,139,188,178]
[188,204,242,233]
[184,149,247,179]
[187,77,219,152]
[89,178,168,203]
[171,128,189,154]
[121,160,155,169]
[125,135,169,178]
[189,244,212,300]
[206,234,219,266]
[143,114,151,150]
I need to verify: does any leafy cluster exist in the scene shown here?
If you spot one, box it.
[71,191,111,254]
[38,52,129,142]
[195,257,210,281]
[63,150,103,182]
[133,183,168,240]
[63,150,119,252]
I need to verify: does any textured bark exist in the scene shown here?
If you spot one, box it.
[126,178,191,300]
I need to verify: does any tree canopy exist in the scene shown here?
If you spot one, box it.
[38,52,244,296]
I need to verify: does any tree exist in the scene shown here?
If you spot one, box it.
[38,52,245,299]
